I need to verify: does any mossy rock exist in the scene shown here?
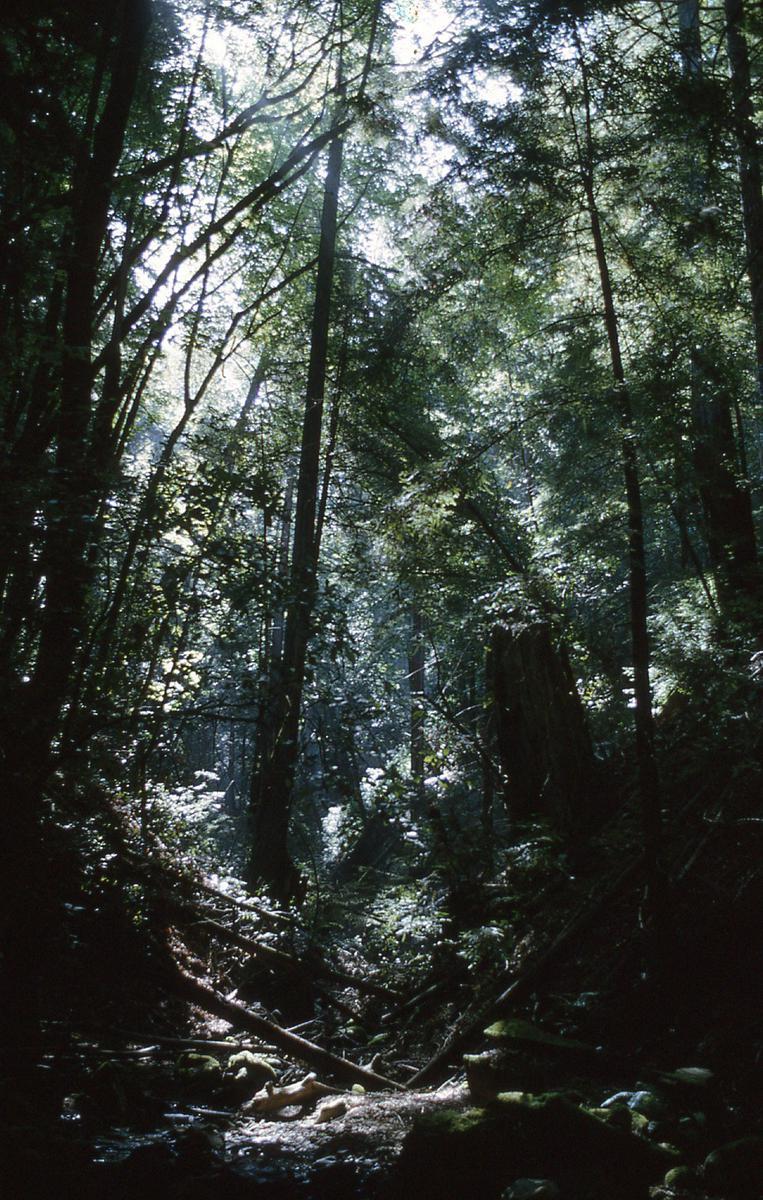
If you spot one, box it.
[388,1091,678,1200]
[664,1165,700,1191]
[602,1089,670,1122]
[585,1104,637,1132]
[484,1019,594,1056]
[664,1068,714,1091]
[465,1051,551,1102]
[703,1137,763,1197]
[225,1051,277,1088]
[176,1052,222,1093]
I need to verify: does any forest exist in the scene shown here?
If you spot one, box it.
[0,0,761,1196]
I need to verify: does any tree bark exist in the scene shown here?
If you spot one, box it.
[725,0,763,401]
[571,33,662,894]
[408,608,427,793]
[247,86,346,900]
[0,0,152,1067]
[676,0,760,612]
[488,618,594,836]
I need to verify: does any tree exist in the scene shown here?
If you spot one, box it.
[247,1,383,900]
[725,0,763,403]
[0,0,153,1058]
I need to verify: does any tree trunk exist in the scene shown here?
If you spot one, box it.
[690,354,760,607]
[725,0,763,401]
[247,85,345,901]
[488,618,594,835]
[0,0,152,1065]
[408,608,427,793]
[676,0,760,613]
[572,33,662,891]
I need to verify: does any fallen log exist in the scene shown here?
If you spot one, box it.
[123,1034,273,1056]
[242,1073,341,1115]
[121,844,293,928]
[196,916,400,1003]
[382,969,467,1025]
[192,877,293,928]
[408,783,716,1088]
[171,967,404,1092]
[194,917,309,976]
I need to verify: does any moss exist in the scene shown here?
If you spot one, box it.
[415,1106,496,1136]
[389,1091,678,1200]
[226,1051,276,1083]
[664,1165,699,1189]
[176,1053,222,1091]
[484,1019,593,1054]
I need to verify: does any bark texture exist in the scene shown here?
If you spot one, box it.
[247,97,345,900]
[488,619,595,835]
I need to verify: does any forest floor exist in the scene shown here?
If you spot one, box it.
[2,749,762,1200]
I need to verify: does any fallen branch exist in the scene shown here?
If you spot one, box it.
[242,1072,341,1115]
[408,783,716,1088]
[123,1034,273,1056]
[196,916,400,1002]
[171,967,404,1092]
[122,843,293,928]
[192,877,293,928]
[382,969,467,1024]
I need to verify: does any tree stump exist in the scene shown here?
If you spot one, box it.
[488,617,595,835]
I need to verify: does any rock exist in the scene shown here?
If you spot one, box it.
[664,1165,700,1190]
[389,1090,678,1199]
[586,1104,633,1131]
[484,1019,595,1056]
[703,1136,763,1197]
[83,1059,152,1122]
[602,1090,668,1121]
[177,1053,222,1094]
[674,1113,705,1148]
[84,1061,131,1119]
[503,1179,560,1199]
[119,1140,178,1191]
[225,1051,277,1089]
[314,1098,348,1123]
[465,1051,549,1103]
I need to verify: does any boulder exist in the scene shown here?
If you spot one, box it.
[177,1053,222,1095]
[388,1090,678,1199]
[465,1050,550,1102]
[484,1020,595,1057]
[602,1089,669,1121]
[664,1165,700,1191]
[225,1051,277,1090]
[703,1136,763,1197]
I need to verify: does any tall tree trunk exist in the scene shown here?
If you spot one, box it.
[408,608,427,795]
[676,0,760,612]
[690,353,760,607]
[725,0,763,401]
[571,35,662,896]
[247,87,346,901]
[0,0,152,1066]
